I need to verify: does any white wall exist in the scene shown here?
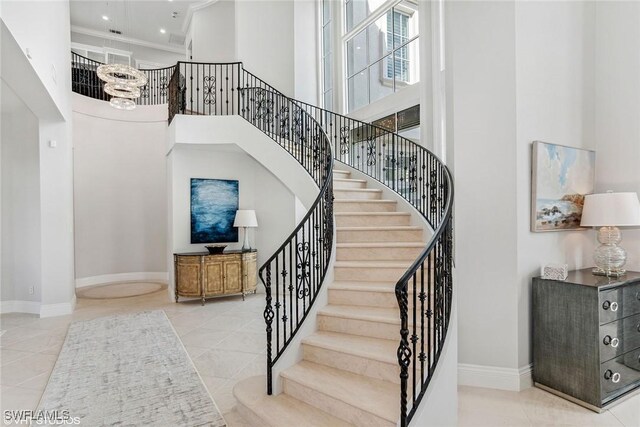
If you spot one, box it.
[449,0,519,374]
[1,1,75,316]
[72,95,168,285]
[514,0,595,369]
[294,0,319,104]
[70,32,184,67]
[190,0,237,63]
[168,115,320,300]
[594,2,640,272]
[1,86,41,305]
[448,0,596,388]
[170,145,295,263]
[236,1,294,96]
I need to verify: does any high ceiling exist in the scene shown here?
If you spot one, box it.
[70,0,205,50]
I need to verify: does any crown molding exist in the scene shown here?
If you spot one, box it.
[181,0,220,34]
[71,25,186,55]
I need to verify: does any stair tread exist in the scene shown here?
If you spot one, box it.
[333,169,351,174]
[334,212,409,216]
[303,331,397,365]
[329,281,396,293]
[282,361,399,423]
[234,376,353,427]
[334,260,411,268]
[334,199,396,203]
[336,225,422,231]
[335,188,382,193]
[337,242,425,248]
[333,178,367,183]
[318,304,400,324]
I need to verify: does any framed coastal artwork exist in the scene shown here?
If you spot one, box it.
[190,178,239,243]
[531,141,595,232]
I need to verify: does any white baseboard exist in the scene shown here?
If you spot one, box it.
[0,300,40,315]
[40,295,76,318]
[75,272,168,288]
[458,363,533,391]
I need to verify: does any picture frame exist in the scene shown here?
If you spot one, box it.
[531,141,595,232]
[190,178,239,244]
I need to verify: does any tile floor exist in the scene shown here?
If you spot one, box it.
[1,290,639,427]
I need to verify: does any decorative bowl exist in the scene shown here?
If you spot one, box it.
[205,245,227,254]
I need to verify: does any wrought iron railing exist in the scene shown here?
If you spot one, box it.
[295,101,454,427]
[168,63,334,395]
[73,54,453,425]
[71,52,175,105]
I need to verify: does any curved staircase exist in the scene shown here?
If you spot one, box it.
[234,167,429,426]
[70,56,454,427]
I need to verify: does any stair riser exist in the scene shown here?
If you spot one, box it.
[333,171,351,179]
[334,266,407,282]
[303,345,400,384]
[333,180,367,189]
[329,289,397,308]
[236,403,277,427]
[283,379,396,427]
[337,229,423,243]
[334,190,382,200]
[336,246,423,261]
[335,214,410,227]
[318,314,399,340]
[334,202,396,213]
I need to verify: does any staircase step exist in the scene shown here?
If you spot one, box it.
[334,188,383,200]
[328,281,427,309]
[336,242,425,261]
[334,199,397,213]
[333,169,351,178]
[333,178,367,189]
[334,260,411,282]
[329,282,397,308]
[302,331,400,383]
[234,375,353,427]
[318,304,400,340]
[281,361,398,427]
[335,212,411,227]
[337,226,423,243]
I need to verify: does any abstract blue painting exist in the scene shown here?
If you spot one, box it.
[191,178,239,243]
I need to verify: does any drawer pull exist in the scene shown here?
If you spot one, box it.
[603,301,619,312]
[604,370,621,383]
[603,335,619,347]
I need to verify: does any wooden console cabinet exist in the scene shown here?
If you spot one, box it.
[174,250,257,304]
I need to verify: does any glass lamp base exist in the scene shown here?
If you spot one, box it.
[591,267,626,278]
[592,226,627,278]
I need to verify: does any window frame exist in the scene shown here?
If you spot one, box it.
[342,0,419,112]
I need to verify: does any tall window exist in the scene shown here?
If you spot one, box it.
[322,0,333,109]
[345,0,419,112]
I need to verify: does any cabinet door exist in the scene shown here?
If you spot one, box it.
[203,260,224,296]
[176,257,201,297]
[224,260,242,293]
[242,252,258,293]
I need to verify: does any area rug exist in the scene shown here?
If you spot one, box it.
[38,310,226,426]
[76,282,167,299]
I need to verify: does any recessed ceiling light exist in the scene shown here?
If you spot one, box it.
[102,15,109,21]
[160,28,166,34]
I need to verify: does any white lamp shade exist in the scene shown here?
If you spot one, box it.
[234,210,258,228]
[580,192,640,227]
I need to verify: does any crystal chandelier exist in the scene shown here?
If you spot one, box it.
[96,63,147,110]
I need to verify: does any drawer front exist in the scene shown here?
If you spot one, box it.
[599,282,640,324]
[601,348,640,401]
[600,313,640,362]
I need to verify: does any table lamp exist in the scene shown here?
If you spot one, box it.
[580,191,640,277]
[234,210,258,252]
